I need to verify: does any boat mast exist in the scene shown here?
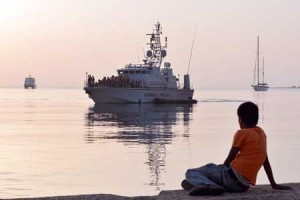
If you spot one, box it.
[253,57,257,86]
[263,57,265,84]
[187,26,197,75]
[257,36,260,84]
[145,22,166,67]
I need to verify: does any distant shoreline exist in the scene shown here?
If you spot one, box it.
[1,86,300,90]
[270,86,300,89]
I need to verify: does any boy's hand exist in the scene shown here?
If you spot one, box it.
[264,156,292,191]
[272,184,292,190]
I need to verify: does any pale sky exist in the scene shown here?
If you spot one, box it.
[0,0,299,88]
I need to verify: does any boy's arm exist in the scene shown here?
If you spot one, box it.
[223,147,240,166]
[263,155,292,190]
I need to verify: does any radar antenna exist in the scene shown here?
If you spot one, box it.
[145,22,167,67]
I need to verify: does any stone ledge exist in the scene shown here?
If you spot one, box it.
[8,183,300,200]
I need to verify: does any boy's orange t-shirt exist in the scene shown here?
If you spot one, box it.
[230,126,267,185]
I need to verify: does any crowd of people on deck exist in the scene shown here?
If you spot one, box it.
[87,74,142,88]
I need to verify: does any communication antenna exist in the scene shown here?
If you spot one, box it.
[187,26,197,75]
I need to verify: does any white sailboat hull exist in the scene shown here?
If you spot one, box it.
[84,87,194,104]
[253,84,269,92]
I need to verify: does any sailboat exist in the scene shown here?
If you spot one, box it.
[252,36,269,92]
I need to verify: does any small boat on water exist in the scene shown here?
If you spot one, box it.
[84,22,196,104]
[252,36,269,92]
[24,75,36,89]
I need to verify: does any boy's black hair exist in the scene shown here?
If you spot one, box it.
[237,101,259,127]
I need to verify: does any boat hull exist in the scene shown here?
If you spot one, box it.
[253,85,269,92]
[84,87,195,104]
[24,85,36,89]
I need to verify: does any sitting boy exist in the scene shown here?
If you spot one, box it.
[182,101,291,195]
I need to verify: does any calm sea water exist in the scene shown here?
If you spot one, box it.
[0,88,299,198]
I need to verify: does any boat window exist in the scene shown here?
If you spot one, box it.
[142,71,146,74]
[124,71,128,74]
[129,71,134,74]
[136,71,141,74]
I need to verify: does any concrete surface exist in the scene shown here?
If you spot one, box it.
[8,183,300,200]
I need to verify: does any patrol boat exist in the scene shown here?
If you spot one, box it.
[84,22,196,104]
[24,75,36,89]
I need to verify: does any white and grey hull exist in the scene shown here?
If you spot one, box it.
[24,84,36,89]
[253,85,269,92]
[84,87,194,104]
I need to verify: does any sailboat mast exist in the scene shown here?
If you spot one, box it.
[263,57,265,84]
[257,36,260,84]
[253,57,257,86]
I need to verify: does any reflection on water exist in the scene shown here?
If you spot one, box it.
[85,104,194,190]
[253,91,266,123]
